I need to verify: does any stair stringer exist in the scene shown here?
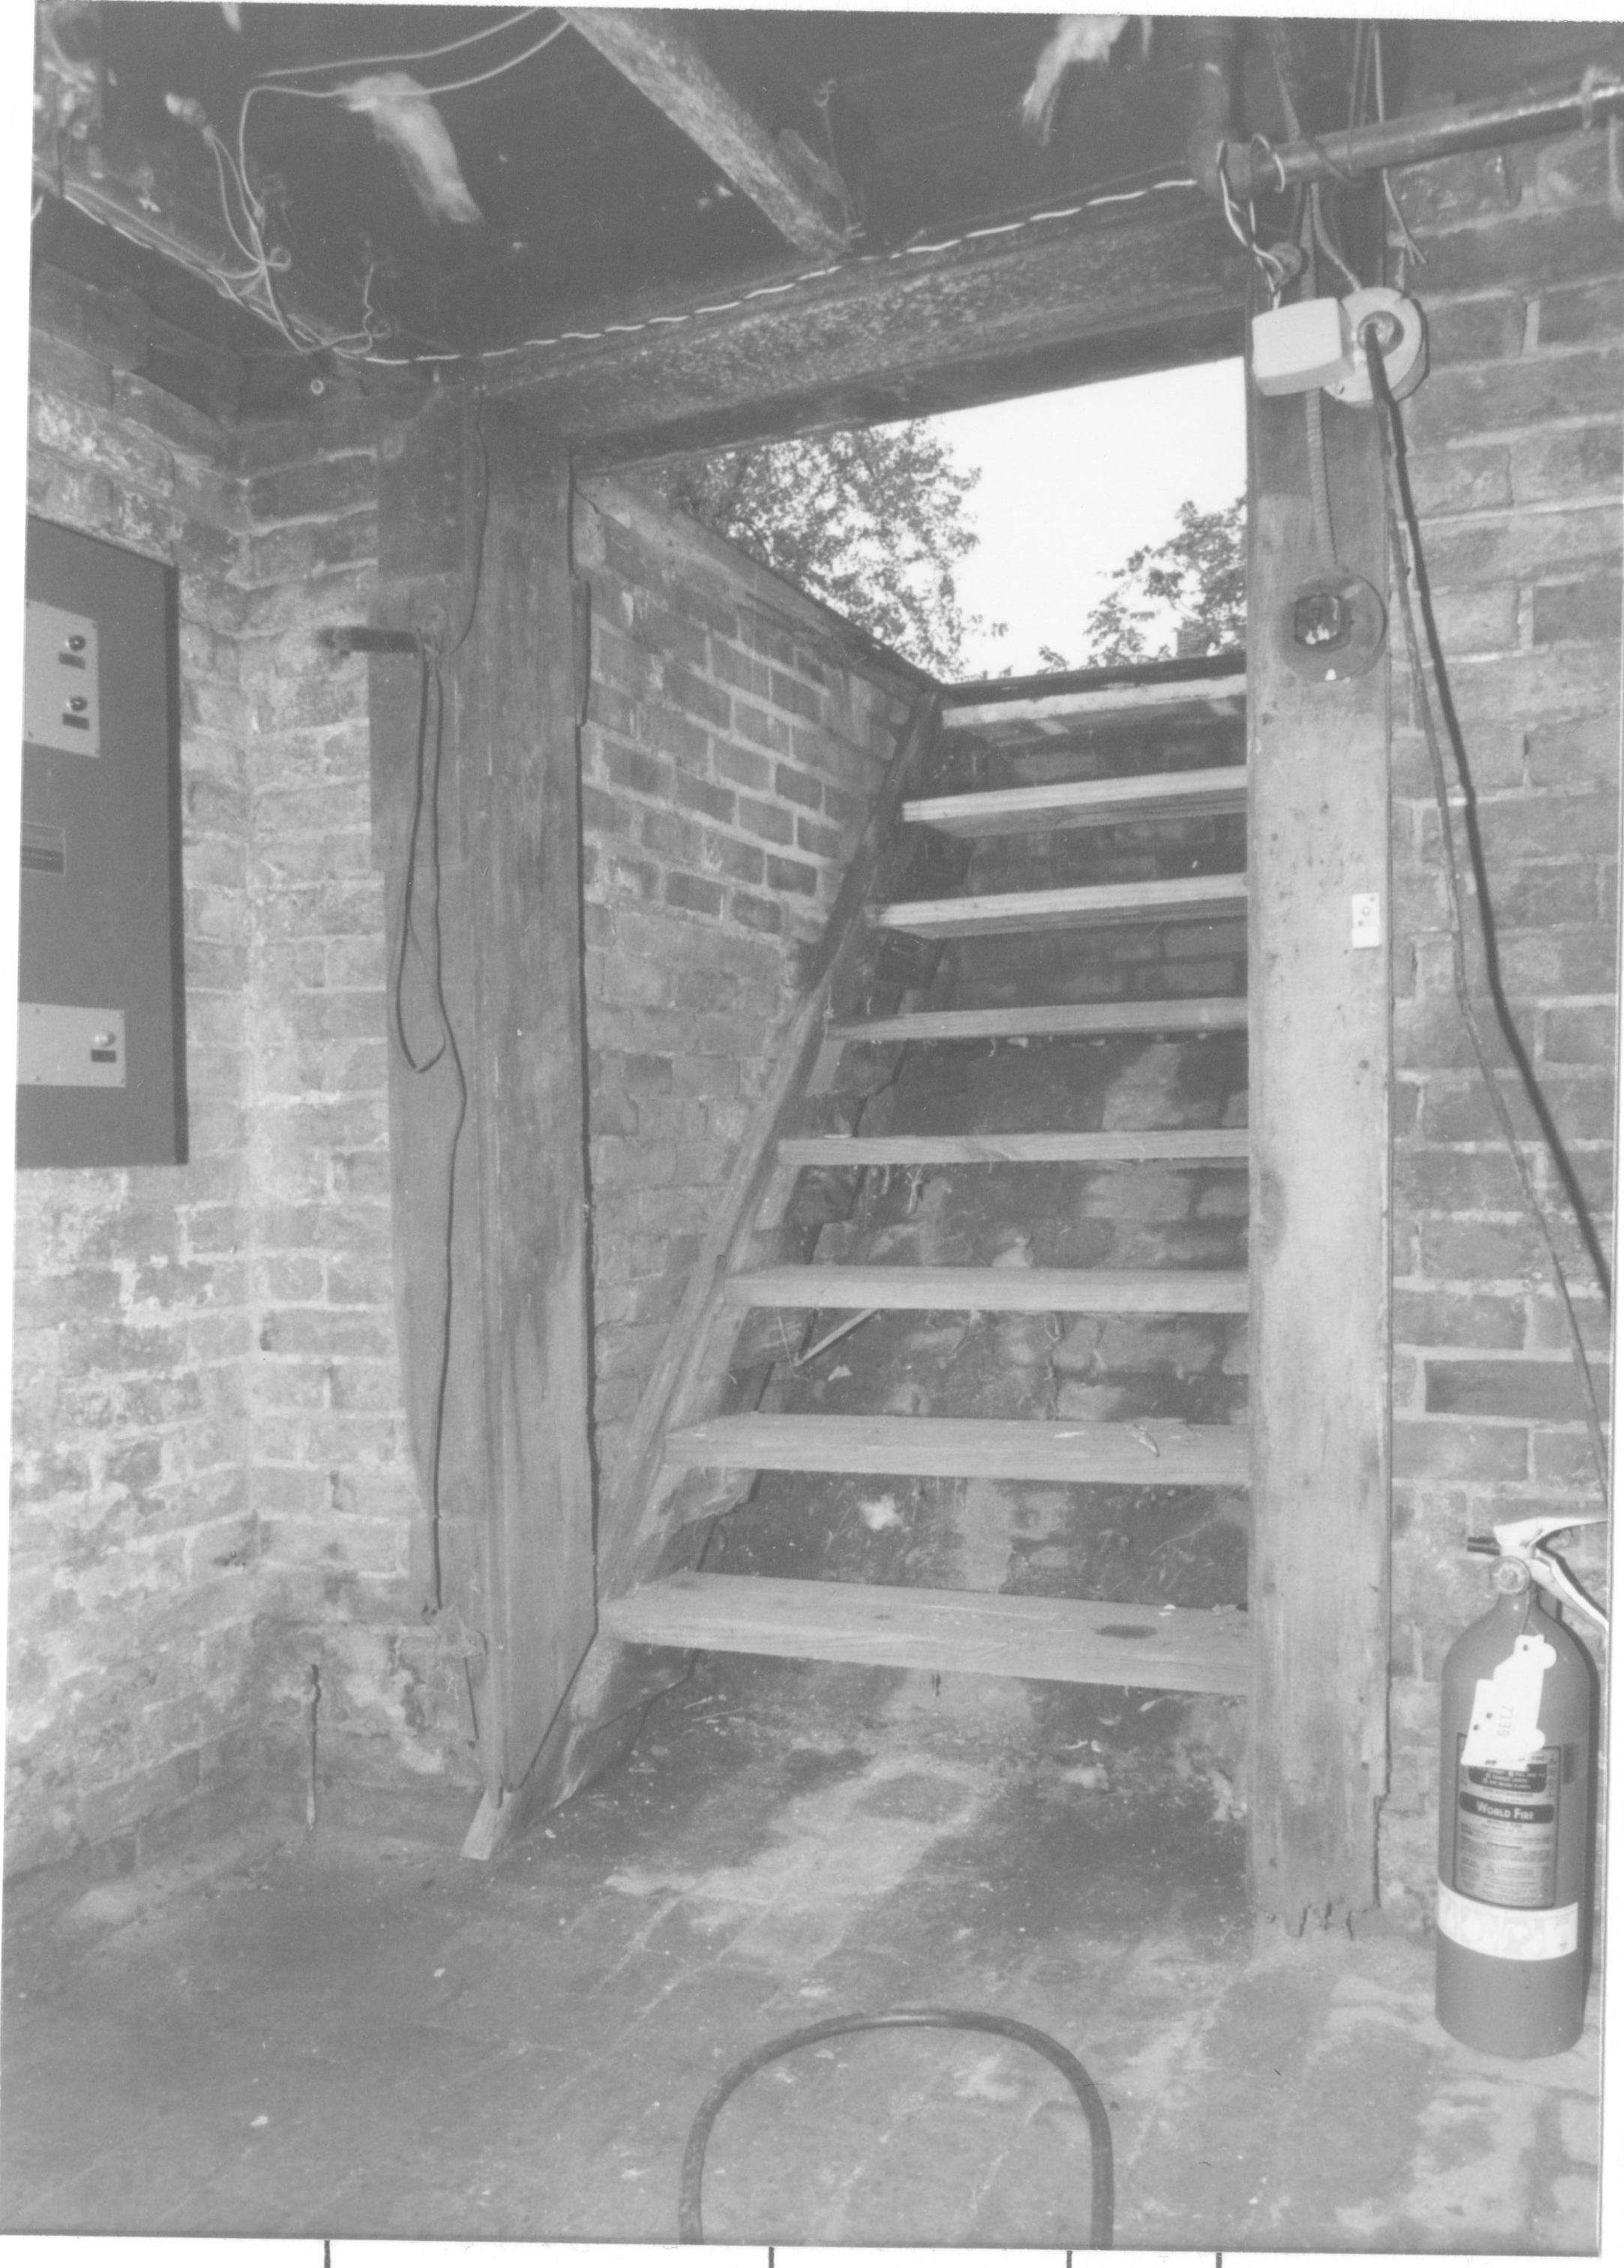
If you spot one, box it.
[461,692,944,1856]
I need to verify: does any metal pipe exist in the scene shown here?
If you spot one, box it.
[1218,70,1624,201]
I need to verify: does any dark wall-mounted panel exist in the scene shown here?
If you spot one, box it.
[18,517,187,1169]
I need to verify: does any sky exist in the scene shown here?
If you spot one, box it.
[931,358,1248,680]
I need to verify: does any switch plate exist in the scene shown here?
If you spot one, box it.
[16,1004,126,1088]
[24,601,101,757]
[1350,893,1383,949]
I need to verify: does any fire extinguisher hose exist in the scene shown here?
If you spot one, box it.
[677,2004,1115,2246]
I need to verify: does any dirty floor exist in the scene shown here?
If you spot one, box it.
[0,1650,1602,2252]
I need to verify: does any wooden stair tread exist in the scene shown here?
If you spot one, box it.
[778,1129,1248,1167]
[601,1572,1250,1693]
[664,1413,1249,1484]
[942,670,1246,741]
[723,1265,1248,1314]
[903,767,1246,837]
[829,999,1248,1044]
[871,873,1247,939]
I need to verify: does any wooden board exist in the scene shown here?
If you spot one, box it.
[370,396,599,1830]
[664,1413,1249,1485]
[777,1130,1249,1167]
[942,673,1247,736]
[1247,373,1392,1928]
[903,768,1248,837]
[724,1266,1248,1314]
[559,9,851,256]
[487,199,1248,466]
[830,999,1248,1044]
[602,1573,1251,1693]
[461,409,600,1796]
[870,873,1248,939]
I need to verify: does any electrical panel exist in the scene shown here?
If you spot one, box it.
[18,517,187,1167]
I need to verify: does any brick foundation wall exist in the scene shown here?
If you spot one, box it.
[10,287,258,1876]
[574,483,918,1491]
[1380,130,1620,1916]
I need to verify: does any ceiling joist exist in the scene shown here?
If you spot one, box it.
[489,197,1248,468]
[559,8,855,257]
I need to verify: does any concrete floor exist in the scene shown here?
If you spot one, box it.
[0,1650,1602,2252]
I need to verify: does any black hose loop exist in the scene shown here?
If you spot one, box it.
[677,2004,1114,2247]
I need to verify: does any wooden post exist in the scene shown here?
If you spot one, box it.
[371,392,598,1849]
[1247,378,1392,1930]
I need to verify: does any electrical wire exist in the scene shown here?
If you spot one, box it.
[1373,25,1426,271]
[1362,327,1611,1511]
[679,2008,1114,2246]
[385,396,493,1612]
[420,658,469,1613]
[1291,187,1339,570]
[381,641,470,1613]
[397,17,571,99]
[259,8,547,80]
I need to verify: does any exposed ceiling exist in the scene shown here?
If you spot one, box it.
[30,8,1624,432]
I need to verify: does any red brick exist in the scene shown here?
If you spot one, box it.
[1416,205,1622,293]
[664,871,725,919]
[1398,147,1522,228]
[1405,351,1624,448]
[1540,277,1624,346]
[1511,422,1624,507]
[1392,1418,1530,1481]
[1424,1356,1607,1422]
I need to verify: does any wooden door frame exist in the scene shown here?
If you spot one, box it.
[1246,381,1393,1929]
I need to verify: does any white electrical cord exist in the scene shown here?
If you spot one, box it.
[259,9,547,81]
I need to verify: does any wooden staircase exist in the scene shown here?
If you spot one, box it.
[595,657,1252,1700]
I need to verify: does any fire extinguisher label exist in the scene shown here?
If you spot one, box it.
[1454,1742,1560,1906]
[1437,1881,1578,1962]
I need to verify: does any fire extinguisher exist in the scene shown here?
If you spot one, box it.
[1437,1512,1608,2058]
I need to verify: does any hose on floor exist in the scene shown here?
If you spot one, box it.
[677,2004,1114,2247]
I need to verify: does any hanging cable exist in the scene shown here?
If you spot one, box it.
[679,2008,1113,2247]
[1362,326,1611,1511]
[259,9,547,80]
[419,655,469,1613]
[408,17,571,99]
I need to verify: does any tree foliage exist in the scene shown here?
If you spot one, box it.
[1042,494,1246,672]
[654,423,1001,678]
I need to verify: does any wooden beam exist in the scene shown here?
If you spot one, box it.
[487,199,1248,466]
[463,406,600,1798]
[369,392,598,1841]
[1247,380,1392,1929]
[560,8,852,256]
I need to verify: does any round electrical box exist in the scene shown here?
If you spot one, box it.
[1326,286,1428,406]
[1278,571,1387,682]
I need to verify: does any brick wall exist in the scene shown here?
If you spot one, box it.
[10,299,918,1871]
[10,286,257,1876]
[1380,130,1620,1915]
[227,398,481,1832]
[574,483,918,1492]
